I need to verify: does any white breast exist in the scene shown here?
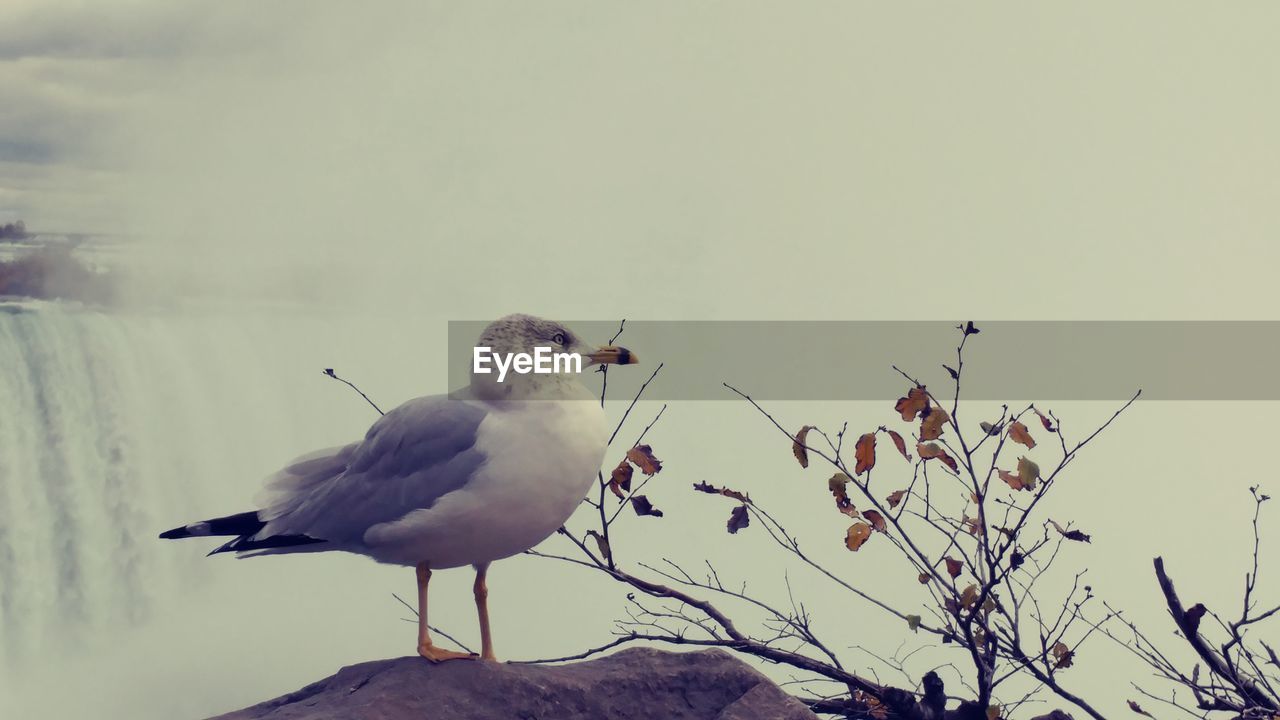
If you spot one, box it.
[362,399,608,568]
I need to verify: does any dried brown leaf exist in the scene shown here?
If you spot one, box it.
[1050,519,1092,543]
[587,530,610,560]
[609,459,634,499]
[854,691,889,720]
[863,509,887,532]
[917,442,958,472]
[920,407,950,441]
[828,473,857,517]
[793,426,814,468]
[626,445,663,475]
[630,495,663,517]
[1016,456,1040,491]
[1128,701,1155,719]
[963,514,984,537]
[1008,421,1036,449]
[886,429,912,461]
[845,522,872,551]
[895,386,930,422]
[854,433,876,475]
[1052,641,1075,669]
[998,468,1026,491]
[692,481,750,504]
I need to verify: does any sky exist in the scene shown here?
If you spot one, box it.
[0,1,284,231]
[3,1,1279,319]
[2,1,1280,718]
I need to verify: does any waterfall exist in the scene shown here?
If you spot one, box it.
[0,301,311,660]
[0,295,449,719]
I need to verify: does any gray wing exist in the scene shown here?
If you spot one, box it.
[257,395,489,544]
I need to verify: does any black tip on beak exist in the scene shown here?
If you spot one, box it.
[588,345,637,365]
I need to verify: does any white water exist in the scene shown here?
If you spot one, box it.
[0,298,470,718]
[0,302,316,660]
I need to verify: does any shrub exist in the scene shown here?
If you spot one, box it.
[0,221,28,241]
[0,246,113,303]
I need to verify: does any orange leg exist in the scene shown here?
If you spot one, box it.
[473,562,497,661]
[415,563,475,663]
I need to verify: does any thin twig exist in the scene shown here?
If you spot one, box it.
[391,593,475,654]
[322,368,384,416]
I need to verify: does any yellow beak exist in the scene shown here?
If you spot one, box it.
[586,345,637,366]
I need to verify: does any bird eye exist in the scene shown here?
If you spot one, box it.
[552,332,568,346]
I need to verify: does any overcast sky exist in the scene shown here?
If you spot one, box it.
[3,2,1280,719]
[0,1,284,229]
[2,1,1277,321]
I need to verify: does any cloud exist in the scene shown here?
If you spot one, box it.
[0,1,290,229]
[0,1,274,61]
[0,139,55,165]
[0,56,128,227]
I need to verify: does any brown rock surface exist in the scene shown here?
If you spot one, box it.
[208,646,817,720]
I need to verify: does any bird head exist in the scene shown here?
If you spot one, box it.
[470,314,637,400]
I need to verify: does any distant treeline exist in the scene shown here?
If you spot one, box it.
[0,245,113,303]
[0,221,29,240]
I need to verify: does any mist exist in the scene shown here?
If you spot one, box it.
[3,2,1280,718]
[87,1,1279,321]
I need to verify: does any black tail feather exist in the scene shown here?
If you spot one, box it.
[207,534,326,556]
[159,510,264,539]
[161,510,327,556]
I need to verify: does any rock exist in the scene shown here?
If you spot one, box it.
[208,647,817,720]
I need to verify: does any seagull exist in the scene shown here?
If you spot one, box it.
[160,314,636,662]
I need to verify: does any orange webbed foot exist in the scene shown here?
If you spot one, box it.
[417,644,478,663]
